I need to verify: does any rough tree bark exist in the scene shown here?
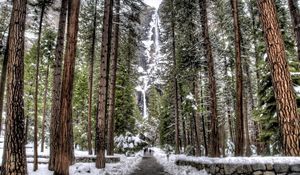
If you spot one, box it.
[87,0,98,156]
[199,72,208,156]
[244,58,254,156]
[96,0,114,168]
[41,63,50,153]
[1,0,27,174]
[189,112,194,151]
[53,0,80,174]
[257,0,300,156]
[94,99,100,155]
[287,0,300,62]
[182,110,187,151]
[193,79,202,156]
[199,0,220,157]
[231,0,244,156]
[243,92,251,156]
[49,0,68,171]
[107,0,120,156]
[34,1,46,170]
[170,0,180,155]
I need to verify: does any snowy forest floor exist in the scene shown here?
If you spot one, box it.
[27,155,142,175]
[25,148,208,175]
[3,131,300,175]
[0,135,208,175]
[22,146,300,175]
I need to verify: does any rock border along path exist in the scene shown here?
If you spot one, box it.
[176,159,300,175]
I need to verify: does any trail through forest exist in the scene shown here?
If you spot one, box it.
[130,156,169,175]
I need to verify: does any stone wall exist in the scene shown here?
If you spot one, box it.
[176,159,300,175]
[75,156,120,163]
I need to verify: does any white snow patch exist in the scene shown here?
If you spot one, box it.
[291,72,300,76]
[27,154,142,175]
[152,148,209,175]
[186,93,195,101]
[138,66,145,73]
[294,85,300,94]
[0,135,142,175]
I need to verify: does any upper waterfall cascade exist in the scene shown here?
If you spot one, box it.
[136,9,162,118]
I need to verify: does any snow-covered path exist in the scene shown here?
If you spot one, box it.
[130,156,169,175]
[152,148,209,175]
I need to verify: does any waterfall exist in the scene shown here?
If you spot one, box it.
[154,10,160,59]
[142,79,148,118]
[136,8,161,118]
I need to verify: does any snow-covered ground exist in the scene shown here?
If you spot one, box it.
[25,147,203,175]
[152,148,209,175]
[0,135,143,175]
[27,154,142,175]
[2,132,300,175]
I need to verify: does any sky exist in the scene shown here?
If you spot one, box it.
[143,0,163,9]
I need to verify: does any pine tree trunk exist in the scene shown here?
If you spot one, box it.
[41,63,50,153]
[182,109,186,151]
[34,3,46,170]
[243,93,251,156]
[231,0,244,156]
[96,0,114,168]
[194,80,202,156]
[0,35,9,135]
[87,0,98,156]
[1,0,27,174]
[53,0,80,174]
[200,72,208,156]
[126,29,132,75]
[170,0,180,155]
[180,92,186,151]
[189,114,194,154]
[49,0,68,171]
[244,58,254,156]
[107,0,120,156]
[94,100,100,155]
[199,0,220,157]
[257,0,300,156]
[287,0,300,62]
[94,99,100,155]
[220,121,226,157]
[25,85,33,145]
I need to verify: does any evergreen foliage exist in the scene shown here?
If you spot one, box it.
[24,26,56,143]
